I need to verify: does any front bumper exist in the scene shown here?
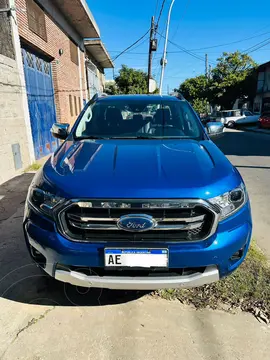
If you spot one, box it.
[24,202,252,290]
[55,265,219,290]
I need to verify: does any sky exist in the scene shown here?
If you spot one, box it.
[87,0,270,94]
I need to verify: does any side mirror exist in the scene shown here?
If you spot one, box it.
[51,123,69,140]
[206,122,224,139]
[200,117,208,126]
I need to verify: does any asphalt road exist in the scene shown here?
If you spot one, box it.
[0,129,270,359]
[215,129,270,258]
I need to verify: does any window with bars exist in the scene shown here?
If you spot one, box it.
[36,57,42,72]
[87,63,100,98]
[44,62,50,75]
[26,52,34,68]
[69,95,74,117]
[26,0,47,41]
[74,96,78,116]
[70,40,78,65]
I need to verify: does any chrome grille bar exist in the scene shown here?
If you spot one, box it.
[67,214,119,222]
[67,213,205,224]
[68,220,204,231]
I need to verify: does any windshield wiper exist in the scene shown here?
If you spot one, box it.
[110,136,160,139]
[76,136,110,140]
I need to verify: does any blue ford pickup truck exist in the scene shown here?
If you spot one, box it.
[24,95,252,290]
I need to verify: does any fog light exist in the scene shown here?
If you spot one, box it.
[230,248,244,261]
[30,245,46,267]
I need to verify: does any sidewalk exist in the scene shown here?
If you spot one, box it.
[0,297,269,360]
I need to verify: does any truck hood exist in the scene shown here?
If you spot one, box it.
[42,139,241,199]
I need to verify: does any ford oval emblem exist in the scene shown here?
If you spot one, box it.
[117,214,156,232]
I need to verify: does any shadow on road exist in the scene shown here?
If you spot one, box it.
[0,173,34,223]
[236,165,270,170]
[0,174,148,307]
[215,130,270,157]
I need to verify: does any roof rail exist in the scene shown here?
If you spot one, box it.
[174,92,185,100]
[90,93,108,102]
[90,93,99,102]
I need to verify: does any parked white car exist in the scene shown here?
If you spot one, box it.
[217,110,260,128]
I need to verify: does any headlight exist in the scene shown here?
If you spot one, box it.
[28,187,65,218]
[208,183,248,220]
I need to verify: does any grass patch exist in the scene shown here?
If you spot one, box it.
[155,242,270,323]
[24,163,42,172]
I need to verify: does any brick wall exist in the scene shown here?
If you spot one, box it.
[0,54,31,184]
[16,0,87,125]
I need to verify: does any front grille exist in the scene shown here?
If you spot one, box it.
[58,200,218,242]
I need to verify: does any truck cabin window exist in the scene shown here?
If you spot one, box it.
[75,99,202,140]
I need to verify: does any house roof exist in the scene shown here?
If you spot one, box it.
[53,0,100,38]
[258,61,270,70]
[84,40,114,69]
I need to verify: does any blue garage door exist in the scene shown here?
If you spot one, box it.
[22,48,58,160]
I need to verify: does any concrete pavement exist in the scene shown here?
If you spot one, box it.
[215,129,270,258]
[0,297,269,360]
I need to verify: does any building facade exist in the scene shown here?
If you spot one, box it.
[253,61,270,113]
[85,40,114,98]
[0,0,113,184]
[0,0,32,184]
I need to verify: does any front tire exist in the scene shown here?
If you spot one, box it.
[227,121,235,128]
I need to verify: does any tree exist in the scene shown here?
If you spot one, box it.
[177,75,210,113]
[192,98,209,114]
[115,65,148,94]
[175,51,257,110]
[178,75,209,102]
[104,81,118,95]
[210,51,257,108]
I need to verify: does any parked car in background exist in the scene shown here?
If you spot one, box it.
[238,110,261,126]
[199,114,211,125]
[217,110,260,128]
[258,112,270,129]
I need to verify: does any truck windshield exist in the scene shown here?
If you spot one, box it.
[75,99,203,140]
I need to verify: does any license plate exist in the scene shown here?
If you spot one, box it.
[104,249,168,268]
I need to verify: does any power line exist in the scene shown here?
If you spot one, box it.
[156,0,166,28]
[171,0,191,41]
[243,37,270,54]
[154,0,160,18]
[157,31,216,64]
[185,30,270,52]
[248,40,270,54]
[111,29,150,62]
[109,29,270,55]
[125,37,149,54]
[166,36,270,81]
[108,27,270,66]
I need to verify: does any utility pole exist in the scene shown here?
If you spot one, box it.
[159,0,176,95]
[167,84,170,95]
[209,64,212,80]
[205,54,208,79]
[148,16,156,93]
